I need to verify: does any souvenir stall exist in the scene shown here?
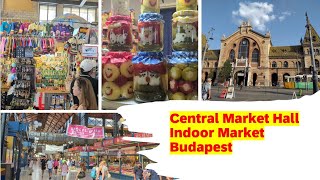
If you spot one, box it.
[102,0,198,110]
[1,13,98,110]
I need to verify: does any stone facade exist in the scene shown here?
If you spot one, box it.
[203,21,320,87]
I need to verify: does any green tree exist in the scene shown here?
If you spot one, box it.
[218,59,232,83]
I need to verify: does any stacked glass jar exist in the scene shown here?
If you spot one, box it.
[132,0,167,103]
[169,0,198,100]
[102,0,134,101]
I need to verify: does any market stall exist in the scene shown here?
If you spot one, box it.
[101,0,199,110]
[1,9,98,110]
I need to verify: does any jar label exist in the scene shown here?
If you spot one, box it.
[138,22,162,46]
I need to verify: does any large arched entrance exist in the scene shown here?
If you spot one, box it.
[235,70,248,86]
[253,73,257,86]
[283,73,290,83]
[271,73,278,86]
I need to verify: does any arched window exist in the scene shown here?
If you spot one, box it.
[229,49,235,61]
[252,48,260,64]
[298,61,301,68]
[284,61,288,68]
[238,39,249,59]
[316,49,320,55]
[272,61,277,68]
[316,59,319,68]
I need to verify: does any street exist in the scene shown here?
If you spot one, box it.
[209,86,315,101]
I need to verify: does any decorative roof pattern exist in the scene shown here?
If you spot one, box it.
[269,46,303,59]
[303,23,320,44]
[205,50,220,60]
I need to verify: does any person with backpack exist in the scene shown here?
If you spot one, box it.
[76,162,86,179]
[134,162,143,180]
[202,78,212,100]
[90,164,98,180]
[97,160,110,180]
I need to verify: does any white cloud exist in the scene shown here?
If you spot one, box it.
[232,2,276,31]
[278,11,292,22]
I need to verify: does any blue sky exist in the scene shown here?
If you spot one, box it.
[202,0,320,50]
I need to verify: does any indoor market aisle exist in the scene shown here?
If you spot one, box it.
[20,161,120,180]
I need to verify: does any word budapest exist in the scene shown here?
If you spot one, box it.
[169,111,300,155]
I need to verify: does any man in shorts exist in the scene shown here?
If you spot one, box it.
[47,158,54,179]
[41,157,47,178]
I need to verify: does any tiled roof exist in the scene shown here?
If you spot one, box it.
[269,46,303,59]
[205,50,220,60]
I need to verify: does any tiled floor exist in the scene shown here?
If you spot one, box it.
[19,161,119,180]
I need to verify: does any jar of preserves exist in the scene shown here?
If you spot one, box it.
[168,51,198,100]
[138,13,164,52]
[111,0,130,16]
[106,15,133,51]
[132,52,167,102]
[172,10,198,51]
[141,0,160,13]
[102,52,134,100]
[176,0,198,11]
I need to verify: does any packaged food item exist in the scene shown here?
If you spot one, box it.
[106,15,133,51]
[132,52,167,102]
[111,0,130,16]
[172,10,198,51]
[168,51,198,100]
[176,0,198,11]
[141,0,160,13]
[102,52,133,100]
[138,13,164,52]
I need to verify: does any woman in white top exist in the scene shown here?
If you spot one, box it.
[96,161,109,180]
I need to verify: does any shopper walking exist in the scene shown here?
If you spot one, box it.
[97,160,110,180]
[28,158,34,175]
[70,77,98,110]
[40,157,47,178]
[76,162,87,180]
[61,160,69,180]
[53,158,59,175]
[47,158,54,179]
[134,162,143,180]
[70,59,98,106]
[202,78,212,100]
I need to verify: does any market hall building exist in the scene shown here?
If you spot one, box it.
[202,21,320,87]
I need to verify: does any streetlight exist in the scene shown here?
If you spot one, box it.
[305,12,319,94]
[202,27,215,66]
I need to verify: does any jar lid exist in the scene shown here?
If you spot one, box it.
[103,51,133,64]
[106,15,132,26]
[172,10,198,18]
[169,51,198,64]
[132,52,164,64]
[139,13,164,22]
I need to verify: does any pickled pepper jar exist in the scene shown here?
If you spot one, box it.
[138,13,164,52]
[168,51,198,100]
[111,0,130,16]
[102,52,134,100]
[176,0,198,11]
[141,0,160,13]
[172,10,198,51]
[106,15,133,51]
[132,52,167,102]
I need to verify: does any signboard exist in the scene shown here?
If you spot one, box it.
[82,45,98,58]
[134,133,153,138]
[103,139,114,147]
[80,152,95,156]
[94,142,102,148]
[114,137,130,144]
[219,89,228,98]
[226,87,235,99]
[66,125,104,139]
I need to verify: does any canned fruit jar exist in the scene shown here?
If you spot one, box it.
[102,52,134,100]
[141,0,160,13]
[132,52,167,102]
[176,0,198,11]
[172,10,198,51]
[111,0,130,16]
[168,51,198,100]
[106,16,133,51]
[138,13,164,51]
